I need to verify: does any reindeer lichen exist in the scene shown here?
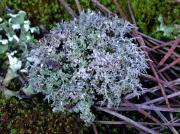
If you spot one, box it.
[26,11,148,125]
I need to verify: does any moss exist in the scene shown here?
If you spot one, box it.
[1,0,73,29]
[130,0,180,40]
[0,94,85,134]
[1,0,179,40]
[94,0,179,40]
[99,0,117,12]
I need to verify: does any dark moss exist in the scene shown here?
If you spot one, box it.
[0,94,83,134]
[1,0,179,40]
[1,0,72,29]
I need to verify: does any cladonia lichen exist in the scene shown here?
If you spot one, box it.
[26,10,148,125]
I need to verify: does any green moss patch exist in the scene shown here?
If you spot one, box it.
[0,94,82,134]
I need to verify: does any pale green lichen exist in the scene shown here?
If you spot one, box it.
[0,10,38,55]
[0,10,38,97]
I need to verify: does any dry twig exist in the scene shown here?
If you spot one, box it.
[75,0,82,14]
[58,0,78,18]
[113,0,128,20]
[125,0,136,24]
[91,0,114,15]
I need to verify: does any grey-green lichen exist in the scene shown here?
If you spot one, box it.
[26,11,148,125]
[0,10,38,98]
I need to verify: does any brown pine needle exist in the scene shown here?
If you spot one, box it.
[95,106,159,134]
[159,38,180,66]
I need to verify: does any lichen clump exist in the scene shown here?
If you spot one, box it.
[27,11,148,124]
